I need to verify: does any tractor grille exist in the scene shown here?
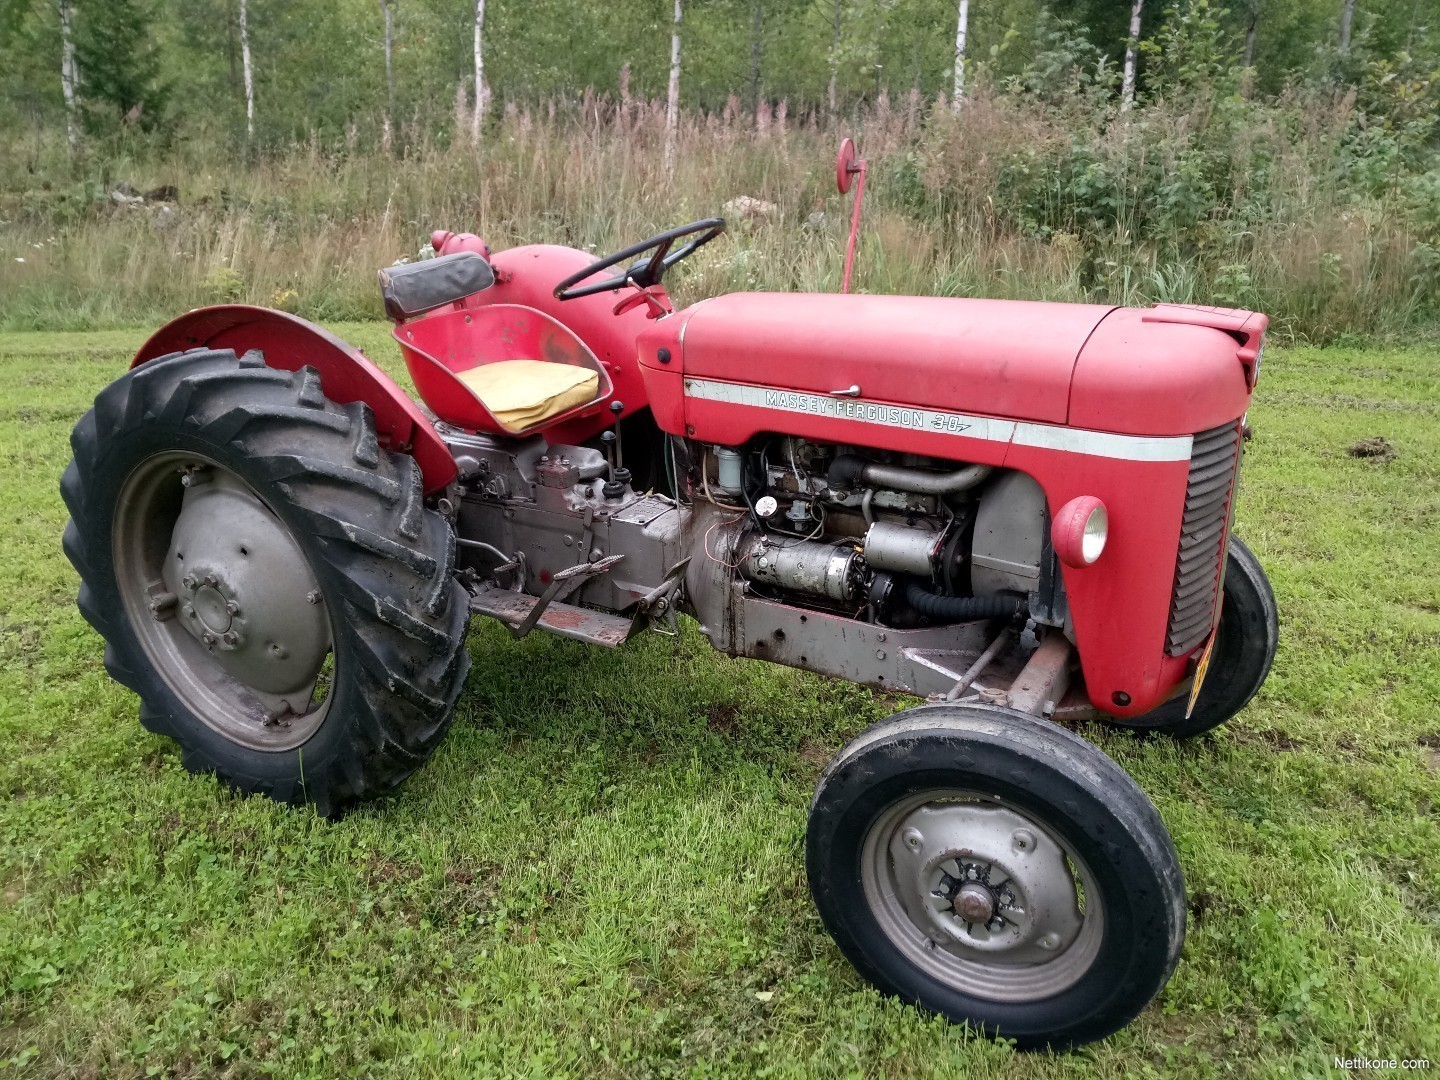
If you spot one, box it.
[1165,421,1243,656]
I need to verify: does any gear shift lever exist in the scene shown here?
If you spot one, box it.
[602,401,631,500]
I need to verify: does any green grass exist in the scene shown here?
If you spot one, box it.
[0,327,1437,1078]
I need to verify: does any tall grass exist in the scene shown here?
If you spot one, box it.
[1,82,1436,340]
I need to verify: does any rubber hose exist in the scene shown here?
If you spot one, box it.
[903,581,1025,621]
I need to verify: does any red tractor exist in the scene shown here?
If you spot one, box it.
[62,143,1277,1050]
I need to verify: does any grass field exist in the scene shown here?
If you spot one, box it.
[0,326,1437,1078]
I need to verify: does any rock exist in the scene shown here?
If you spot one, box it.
[723,195,778,223]
[110,184,144,207]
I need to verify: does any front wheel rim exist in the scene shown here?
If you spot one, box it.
[860,789,1105,1003]
[113,452,334,752]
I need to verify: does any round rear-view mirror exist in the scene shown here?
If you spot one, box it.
[836,137,858,194]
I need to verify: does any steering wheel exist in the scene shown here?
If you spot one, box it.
[553,218,726,301]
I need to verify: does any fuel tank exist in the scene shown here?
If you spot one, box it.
[641,292,1265,438]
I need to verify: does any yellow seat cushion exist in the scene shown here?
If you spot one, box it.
[456,359,600,433]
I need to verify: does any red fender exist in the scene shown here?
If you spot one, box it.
[132,305,457,493]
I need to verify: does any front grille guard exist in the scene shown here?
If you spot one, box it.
[1165,421,1243,656]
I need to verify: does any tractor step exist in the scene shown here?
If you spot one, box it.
[468,585,633,648]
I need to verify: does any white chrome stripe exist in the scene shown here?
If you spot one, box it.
[683,378,1194,463]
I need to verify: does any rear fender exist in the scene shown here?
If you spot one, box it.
[133,305,457,492]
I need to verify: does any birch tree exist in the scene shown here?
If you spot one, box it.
[470,0,485,142]
[1338,0,1356,55]
[1242,1,1259,68]
[663,0,681,180]
[377,0,393,151]
[239,0,254,138]
[749,0,761,112]
[1120,0,1143,111]
[827,0,839,117]
[57,0,78,152]
[950,0,968,108]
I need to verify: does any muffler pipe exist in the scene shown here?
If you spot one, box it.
[829,454,993,496]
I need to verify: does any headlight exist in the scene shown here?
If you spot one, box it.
[1052,496,1109,568]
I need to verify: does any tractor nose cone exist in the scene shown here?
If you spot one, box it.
[192,584,232,634]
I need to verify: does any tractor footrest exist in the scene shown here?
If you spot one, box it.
[468,586,632,648]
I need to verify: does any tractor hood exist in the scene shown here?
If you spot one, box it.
[666,293,1262,436]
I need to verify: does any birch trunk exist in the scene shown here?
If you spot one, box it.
[471,0,486,142]
[239,0,255,139]
[951,0,969,108]
[1338,0,1356,55]
[57,0,79,154]
[663,0,681,180]
[1121,0,1143,111]
[827,0,839,118]
[750,1,762,113]
[379,0,393,107]
[378,0,393,152]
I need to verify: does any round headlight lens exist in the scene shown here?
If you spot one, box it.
[1081,504,1108,564]
[1052,495,1109,568]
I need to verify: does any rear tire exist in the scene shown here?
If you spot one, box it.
[61,348,471,816]
[806,703,1186,1050]
[1112,535,1278,738]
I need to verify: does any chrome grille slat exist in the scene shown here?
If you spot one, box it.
[1166,422,1242,656]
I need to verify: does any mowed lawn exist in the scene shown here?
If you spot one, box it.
[0,325,1437,1079]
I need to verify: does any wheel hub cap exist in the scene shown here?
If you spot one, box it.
[114,454,336,752]
[190,583,232,635]
[893,803,1083,960]
[862,791,1104,1003]
[952,880,997,924]
[164,469,330,698]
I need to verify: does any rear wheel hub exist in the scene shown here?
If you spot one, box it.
[114,454,334,750]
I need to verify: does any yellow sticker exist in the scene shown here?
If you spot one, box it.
[1185,632,1218,719]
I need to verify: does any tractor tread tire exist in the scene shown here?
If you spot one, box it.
[62,348,470,817]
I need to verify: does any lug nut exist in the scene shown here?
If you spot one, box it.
[225,601,240,616]
[306,591,322,605]
[182,574,197,591]
[222,631,238,646]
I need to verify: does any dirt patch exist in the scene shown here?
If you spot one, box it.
[797,738,833,769]
[363,856,422,888]
[1233,726,1303,752]
[1348,436,1397,462]
[1419,734,1440,773]
[706,703,741,739]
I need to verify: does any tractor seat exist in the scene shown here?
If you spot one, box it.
[455,359,600,434]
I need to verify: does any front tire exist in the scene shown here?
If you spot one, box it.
[61,348,471,816]
[806,704,1186,1050]
[1114,535,1279,738]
